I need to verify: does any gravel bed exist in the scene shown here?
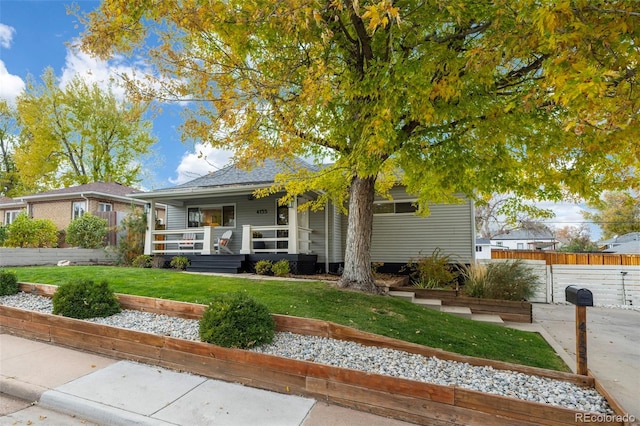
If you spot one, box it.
[1,292,613,415]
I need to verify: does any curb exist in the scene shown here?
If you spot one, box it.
[0,377,47,403]
[39,390,172,426]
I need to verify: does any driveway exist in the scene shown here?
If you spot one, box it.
[531,304,639,422]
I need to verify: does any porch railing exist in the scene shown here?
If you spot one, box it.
[145,225,312,255]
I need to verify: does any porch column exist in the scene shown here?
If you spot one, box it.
[144,200,155,255]
[240,224,252,254]
[202,226,214,255]
[288,200,298,254]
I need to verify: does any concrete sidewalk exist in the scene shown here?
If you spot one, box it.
[0,334,412,426]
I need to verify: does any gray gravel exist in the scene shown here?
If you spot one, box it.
[1,292,613,414]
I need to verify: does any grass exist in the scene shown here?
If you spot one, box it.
[12,265,569,372]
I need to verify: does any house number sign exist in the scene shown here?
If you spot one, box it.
[256,209,268,214]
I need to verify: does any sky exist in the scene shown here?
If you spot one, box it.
[0,0,601,239]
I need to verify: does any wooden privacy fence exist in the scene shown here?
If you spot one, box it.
[492,250,640,266]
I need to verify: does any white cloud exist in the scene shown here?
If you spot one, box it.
[0,23,15,49]
[169,143,234,185]
[539,201,601,240]
[0,61,25,104]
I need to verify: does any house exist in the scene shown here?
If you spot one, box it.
[601,232,640,254]
[474,237,492,260]
[135,159,476,274]
[0,182,166,245]
[491,229,558,251]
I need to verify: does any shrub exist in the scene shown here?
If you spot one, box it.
[66,213,108,248]
[271,259,290,277]
[405,248,458,289]
[0,225,7,246]
[5,213,58,248]
[0,270,18,296]
[115,212,146,265]
[132,254,153,268]
[52,279,121,319]
[462,260,538,301]
[152,256,167,268]
[199,292,275,349]
[170,256,189,270]
[254,259,272,275]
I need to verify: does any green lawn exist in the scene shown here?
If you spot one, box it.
[12,265,568,371]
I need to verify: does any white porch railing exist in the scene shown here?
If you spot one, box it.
[144,225,312,255]
[239,225,312,255]
[146,226,215,255]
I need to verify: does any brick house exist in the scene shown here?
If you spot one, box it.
[0,182,165,245]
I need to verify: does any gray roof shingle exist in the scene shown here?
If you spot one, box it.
[21,182,142,199]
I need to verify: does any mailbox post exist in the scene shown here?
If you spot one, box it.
[565,286,593,376]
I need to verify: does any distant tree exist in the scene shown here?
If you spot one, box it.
[583,192,640,240]
[81,1,640,293]
[556,225,599,253]
[0,100,24,197]
[475,194,554,239]
[14,68,156,190]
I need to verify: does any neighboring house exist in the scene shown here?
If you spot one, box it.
[0,196,26,226]
[601,232,640,254]
[0,182,166,245]
[135,159,476,274]
[491,229,558,251]
[474,237,492,260]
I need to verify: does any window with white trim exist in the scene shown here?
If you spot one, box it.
[373,201,418,215]
[4,210,24,225]
[98,202,113,212]
[72,201,86,220]
[187,205,235,228]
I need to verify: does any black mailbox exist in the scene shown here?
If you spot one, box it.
[565,286,594,306]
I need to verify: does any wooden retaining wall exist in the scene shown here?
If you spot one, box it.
[388,287,533,323]
[0,283,627,426]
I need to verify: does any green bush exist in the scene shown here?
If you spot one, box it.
[170,256,189,270]
[0,270,19,296]
[115,212,146,265]
[52,279,121,319]
[462,260,538,301]
[199,292,275,349]
[66,213,108,248]
[5,213,58,248]
[0,225,7,246]
[405,248,458,289]
[254,260,272,275]
[132,254,153,268]
[271,259,290,277]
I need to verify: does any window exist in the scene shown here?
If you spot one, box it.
[517,243,524,250]
[187,205,235,228]
[72,201,86,220]
[373,201,418,215]
[475,246,483,252]
[98,203,112,212]
[4,210,24,225]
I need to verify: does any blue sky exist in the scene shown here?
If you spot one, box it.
[0,0,232,190]
[0,1,600,239]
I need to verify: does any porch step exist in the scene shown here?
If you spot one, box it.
[185,254,246,274]
[440,306,473,319]
[413,298,441,311]
[470,314,504,324]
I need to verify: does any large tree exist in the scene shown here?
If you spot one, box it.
[584,191,640,240]
[0,100,24,197]
[475,194,555,239]
[80,1,640,292]
[14,68,156,189]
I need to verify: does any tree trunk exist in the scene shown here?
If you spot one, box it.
[338,174,381,294]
